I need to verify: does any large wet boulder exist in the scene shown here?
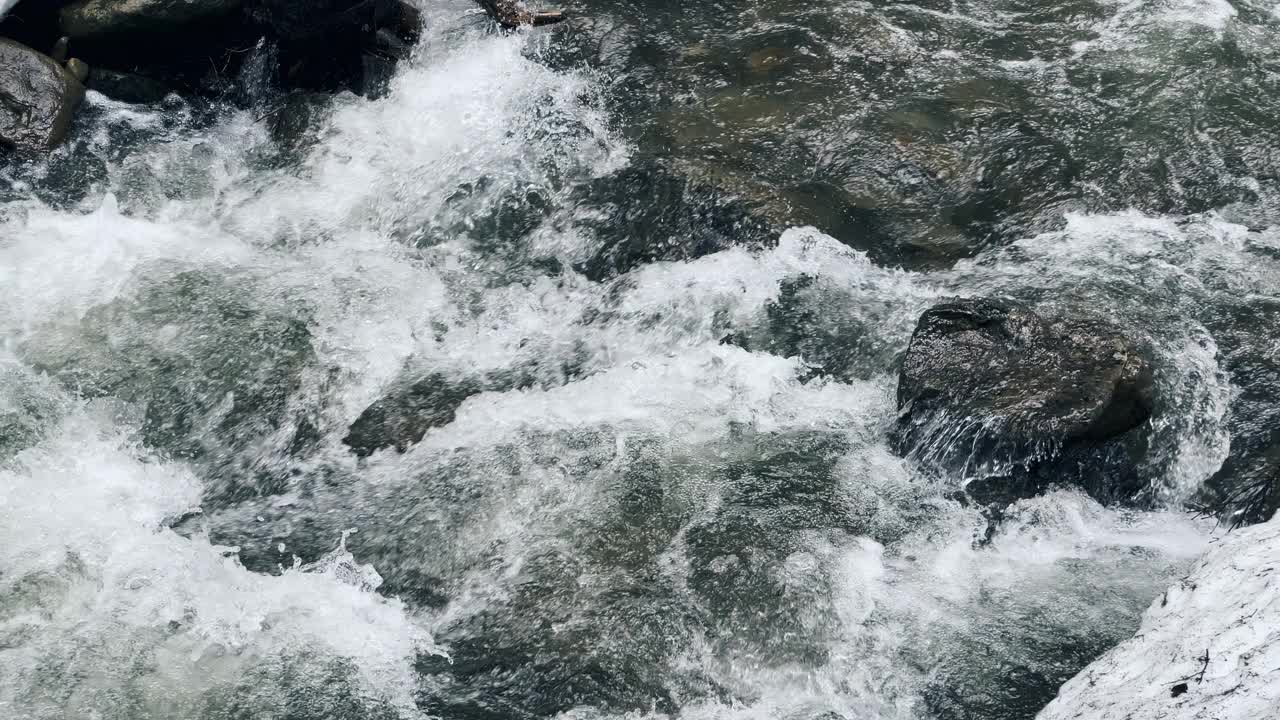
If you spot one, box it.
[36,0,421,98]
[894,298,1155,505]
[59,0,241,38]
[1206,444,1280,526]
[247,0,419,93]
[0,38,85,150]
[343,355,591,457]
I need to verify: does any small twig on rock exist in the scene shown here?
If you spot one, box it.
[1169,647,1212,686]
[1195,647,1211,684]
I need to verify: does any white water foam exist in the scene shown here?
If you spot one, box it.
[536,492,1211,720]
[1156,0,1238,30]
[2,2,1272,718]
[0,400,435,719]
[0,15,616,719]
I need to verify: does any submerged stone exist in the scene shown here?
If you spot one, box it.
[420,559,693,720]
[250,0,421,94]
[894,298,1155,505]
[569,158,775,281]
[46,0,421,98]
[64,57,88,84]
[0,365,66,459]
[88,67,172,103]
[197,653,406,720]
[22,269,316,471]
[342,372,483,456]
[265,90,332,155]
[1199,297,1280,526]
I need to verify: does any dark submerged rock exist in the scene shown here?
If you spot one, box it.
[264,90,332,154]
[725,274,911,383]
[197,653,405,720]
[21,269,317,491]
[1199,298,1280,525]
[343,350,593,457]
[0,38,85,150]
[50,36,70,64]
[474,0,565,28]
[0,365,65,459]
[87,67,172,103]
[894,298,1155,505]
[8,0,423,103]
[343,372,484,456]
[249,0,420,94]
[64,57,89,84]
[1207,446,1280,526]
[419,562,693,720]
[569,158,775,281]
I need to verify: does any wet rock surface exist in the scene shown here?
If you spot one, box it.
[0,38,85,150]
[1199,298,1280,525]
[541,0,1280,270]
[895,298,1154,505]
[569,158,776,281]
[343,372,483,456]
[59,0,242,38]
[1040,514,1280,720]
[3,0,423,106]
[86,67,171,103]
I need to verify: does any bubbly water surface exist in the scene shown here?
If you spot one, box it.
[4,1,1280,718]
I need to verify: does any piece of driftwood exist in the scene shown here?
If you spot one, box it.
[474,0,564,27]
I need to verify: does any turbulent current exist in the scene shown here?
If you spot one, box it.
[2,1,1280,719]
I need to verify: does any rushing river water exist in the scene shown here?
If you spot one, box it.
[3,1,1280,718]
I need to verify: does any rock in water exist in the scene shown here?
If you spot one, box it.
[59,0,241,38]
[1197,298,1280,527]
[87,68,171,103]
[50,37,70,64]
[343,372,483,456]
[475,0,564,27]
[894,298,1154,505]
[0,38,85,150]
[249,0,421,94]
[569,158,775,281]
[1038,514,1280,720]
[64,57,88,84]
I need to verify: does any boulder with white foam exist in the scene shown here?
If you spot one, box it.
[893,297,1155,507]
[1038,514,1280,720]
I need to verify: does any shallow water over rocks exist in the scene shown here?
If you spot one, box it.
[2,1,1280,719]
